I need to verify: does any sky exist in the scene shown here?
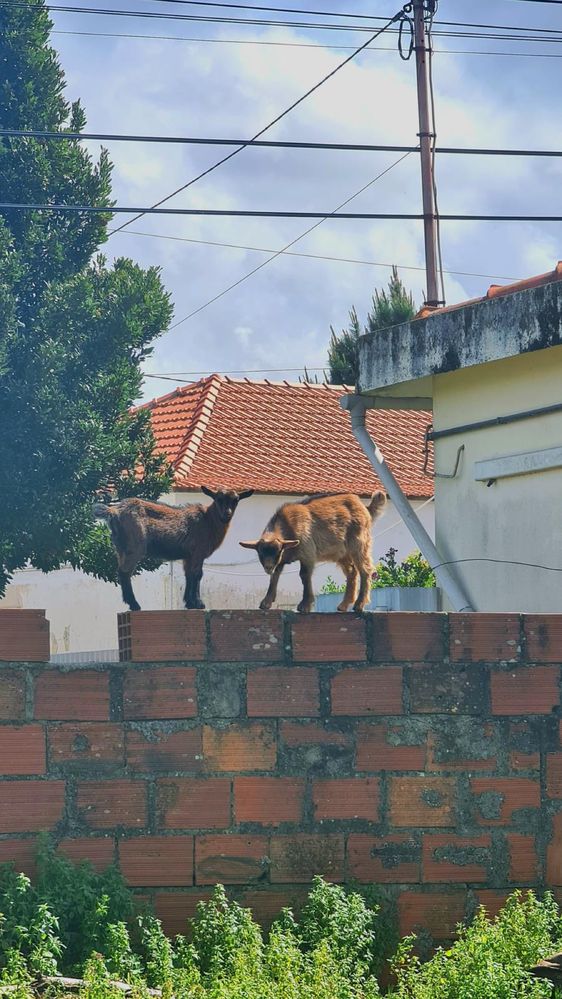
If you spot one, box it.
[47,0,562,398]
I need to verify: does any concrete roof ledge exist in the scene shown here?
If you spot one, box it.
[357,267,562,396]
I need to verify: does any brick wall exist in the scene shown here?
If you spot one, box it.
[2,610,562,942]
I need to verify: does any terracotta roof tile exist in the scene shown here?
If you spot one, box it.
[415,261,562,321]
[141,377,433,499]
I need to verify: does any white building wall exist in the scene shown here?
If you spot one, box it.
[1,492,434,655]
[433,344,562,612]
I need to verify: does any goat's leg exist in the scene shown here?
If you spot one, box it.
[297,562,315,614]
[183,561,205,609]
[337,559,359,612]
[259,563,284,610]
[354,553,374,613]
[118,571,141,612]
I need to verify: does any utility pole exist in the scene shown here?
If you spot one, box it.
[412,0,442,308]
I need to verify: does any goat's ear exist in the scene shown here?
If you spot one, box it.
[201,485,216,499]
[282,540,300,550]
[238,489,254,501]
[239,540,259,550]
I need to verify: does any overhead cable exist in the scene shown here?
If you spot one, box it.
[50,29,562,57]
[4,129,562,158]
[3,2,562,40]
[3,204,562,220]
[116,229,520,281]
[166,151,413,327]
[106,8,403,236]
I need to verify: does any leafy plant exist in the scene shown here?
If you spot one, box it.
[388,891,561,999]
[320,549,436,595]
[372,548,436,589]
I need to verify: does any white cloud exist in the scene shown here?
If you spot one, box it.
[52,3,562,396]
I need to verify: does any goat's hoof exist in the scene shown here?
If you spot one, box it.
[336,602,350,613]
[297,602,313,614]
[260,600,273,611]
[129,603,141,612]
[353,604,366,614]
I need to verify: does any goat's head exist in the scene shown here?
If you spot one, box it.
[201,485,254,524]
[239,535,299,574]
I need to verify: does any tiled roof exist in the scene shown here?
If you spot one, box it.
[140,376,433,498]
[416,261,562,320]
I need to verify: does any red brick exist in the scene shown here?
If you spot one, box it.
[507,833,538,882]
[203,723,276,772]
[119,836,193,886]
[0,609,50,662]
[409,663,488,715]
[547,755,562,797]
[123,667,197,720]
[372,614,445,662]
[398,890,466,939]
[471,777,540,825]
[196,835,268,884]
[0,781,65,833]
[280,721,348,748]
[423,834,491,883]
[547,813,562,885]
[58,837,115,871]
[524,615,562,662]
[474,890,510,919]
[270,834,344,883]
[157,778,231,829]
[154,891,212,936]
[127,727,202,772]
[49,723,124,769]
[0,670,26,719]
[450,614,520,662]
[77,780,147,829]
[209,611,283,662]
[240,888,309,929]
[0,838,38,877]
[426,723,497,773]
[119,610,206,662]
[347,834,420,883]
[491,666,559,715]
[356,722,426,771]
[390,777,456,827]
[247,668,319,717]
[0,725,45,775]
[291,615,366,663]
[234,777,304,825]
[330,668,403,715]
[312,779,380,821]
[35,670,110,721]
[509,721,540,771]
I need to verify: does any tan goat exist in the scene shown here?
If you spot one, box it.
[240,491,387,613]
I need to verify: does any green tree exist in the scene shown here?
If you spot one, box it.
[0,0,174,593]
[328,266,416,385]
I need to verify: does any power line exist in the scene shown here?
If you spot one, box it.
[167,151,413,328]
[51,29,562,57]
[117,228,520,282]
[4,2,562,41]
[106,9,403,237]
[4,130,562,158]
[3,204,562,220]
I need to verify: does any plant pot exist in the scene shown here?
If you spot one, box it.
[315,588,442,613]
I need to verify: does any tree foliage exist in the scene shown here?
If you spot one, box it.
[0,0,174,592]
[328,266,416,385]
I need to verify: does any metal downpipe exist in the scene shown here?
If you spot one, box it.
[341,395,474,613]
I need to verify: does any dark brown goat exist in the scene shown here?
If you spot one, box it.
[94,486,253,611]
[240,491,387,613]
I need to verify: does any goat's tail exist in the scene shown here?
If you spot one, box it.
[367,490,387,522]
